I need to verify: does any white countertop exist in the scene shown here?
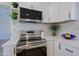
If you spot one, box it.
[0,40,9,47]
[1,38,19,47]
[42,35,79,49]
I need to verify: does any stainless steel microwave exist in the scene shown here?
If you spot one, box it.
[20,7,42,23]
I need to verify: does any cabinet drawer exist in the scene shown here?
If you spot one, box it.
[61,44,79,56]
[54,41,79,56]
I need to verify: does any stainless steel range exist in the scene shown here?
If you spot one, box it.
[16,30,47,55]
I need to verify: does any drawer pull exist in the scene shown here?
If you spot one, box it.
[69,12,71,18]
[65,48,73,53]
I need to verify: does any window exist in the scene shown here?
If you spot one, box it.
[0,5,11,40]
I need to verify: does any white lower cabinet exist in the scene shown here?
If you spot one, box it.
[54,41,79,56]
[62,44,79,56]
[61,44,74,56]
[47,40,54,56]
[3,45,16,56]
[54,41,62,56]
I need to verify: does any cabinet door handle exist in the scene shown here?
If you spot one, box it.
[69,12,71,18]
[59,44,61,49]
[65,48,73,53]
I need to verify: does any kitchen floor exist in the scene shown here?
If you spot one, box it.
[17,47,47,56]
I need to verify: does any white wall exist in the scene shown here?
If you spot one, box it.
[16,23,52,37]
[59,20,79,39]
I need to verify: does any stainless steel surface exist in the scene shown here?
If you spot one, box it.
[16,39,47,54]
[16,40,47,53]
[16,30,46,54]
[18,30,44,43]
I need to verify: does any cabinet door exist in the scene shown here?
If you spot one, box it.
[61,44,73,56]
[54,41,74,56]
[62,44,79,56]
[19,2,43,11]
[32,2,43,11]
[70,2,79,20]
[19,2,34,9]
[54,41,73,56]
[54,41,79,56]
[54,41,62,56]
[72,48,79,56]
[42,2,49,23]
[47,40,54,56]
[49,2,60,22]
[60,2,72,21]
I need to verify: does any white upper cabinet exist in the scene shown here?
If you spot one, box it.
[19,2,43,11]
[19,2,30,8]
[70,2,79,20]
[49,2,60,22]
[19,2,78,23]
[31,2,43,11]
[59,2,72,21]
[42,2,49,23]
[59,2,79,21]
[49,2,78,23]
